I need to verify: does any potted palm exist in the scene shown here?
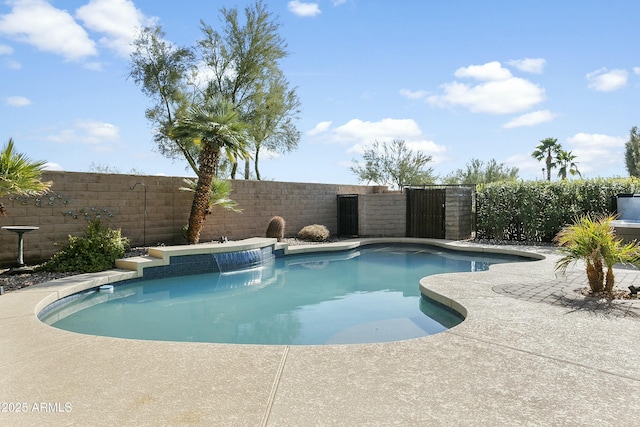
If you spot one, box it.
[554,214,640,294]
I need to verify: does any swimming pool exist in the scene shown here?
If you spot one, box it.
[39,243,529,345]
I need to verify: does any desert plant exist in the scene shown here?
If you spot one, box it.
[169,98,250,245]
[0,138,51,215]
[554,214,640,294]
[298,224,330,242]
[41,219,129,273]
[179,177,241,214]
[266,216,285,241]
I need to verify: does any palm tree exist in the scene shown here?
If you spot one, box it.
[554,214,640,294]
[0,138,51,215]
[556,149,581,180]
[179,177,241,214]
[531,137,561,181]
[169,98,250,244]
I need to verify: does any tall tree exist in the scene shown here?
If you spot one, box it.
[129,25,198,172]
[532,137,561,181]
[556,149,581,180]
[625,126,640,177]
[198,1,300,179]
[350,139,435,189]
[243,70,301,180]
[0,138,51,215]
[169,99,250,244]
[443,158,519,184]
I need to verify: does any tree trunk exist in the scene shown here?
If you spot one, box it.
[230,161,237,179]
[244,158,250,180]
[605,266,615,293]
[586,259,604,293]
[254,146,261,180]
[187,142,219,244]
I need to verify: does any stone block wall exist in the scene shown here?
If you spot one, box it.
[0,171,372,266]
[357,193,406,237]
[445,186,473,240]
[198,180,371,242]
[0,172,475,267]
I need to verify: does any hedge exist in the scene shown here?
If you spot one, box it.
[476,178,640,242]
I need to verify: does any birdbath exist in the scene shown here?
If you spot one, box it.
[2,226,39,267]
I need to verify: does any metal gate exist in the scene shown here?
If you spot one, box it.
[405,188,445,238]
[337,194,359,236]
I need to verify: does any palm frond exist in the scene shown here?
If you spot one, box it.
[179,177,242,213]
[554,213,640,292]
[0,138,51,197]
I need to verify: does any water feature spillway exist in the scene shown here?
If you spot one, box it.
[213,247,274,273]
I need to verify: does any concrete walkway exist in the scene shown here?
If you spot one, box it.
[1,240,639,426]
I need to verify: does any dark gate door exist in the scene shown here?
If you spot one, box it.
[337,194,358,236]
[406,188,445,238]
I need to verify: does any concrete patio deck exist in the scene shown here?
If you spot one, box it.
[1,240,639,426]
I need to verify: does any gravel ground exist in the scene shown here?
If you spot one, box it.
[0,247,148,294]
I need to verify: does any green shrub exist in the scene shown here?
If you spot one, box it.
[42,219,129,273]
[298,224,330,242]
[476,178,640,242]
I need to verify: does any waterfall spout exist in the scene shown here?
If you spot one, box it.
[213,248,274,273]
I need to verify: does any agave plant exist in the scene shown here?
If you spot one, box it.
[554,214,640,293]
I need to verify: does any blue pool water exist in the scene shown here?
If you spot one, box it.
[40,244,528,345]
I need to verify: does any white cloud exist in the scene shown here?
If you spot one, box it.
[46,119,120,148]
[586,68,628,92]
[75,0,157,58]
[83,61,103,71]
[428,61,545,114]
[399,89,429,100]
[6,95,31,107]
[502,110,556,128]
[347,139,446,167]
[0,43,13,54]
[308,121,332,136]
[333,118,422,143]
[0,41,19,68]
[634,67,640,75]
[288,1,321,17]
[566,132,626,175]
[76,120,120,144]
[309,117,447,163]
[333,0,347,5]
[190,60,224,90]
[508,58,546,74]
[507,133,626,179]
[0,0,97,61]
[405,140,447,162]
[4,58,21,69]
[454,61,513,81]
[504,153,542,178]
[43,162,63,171]
[428,79,545,115]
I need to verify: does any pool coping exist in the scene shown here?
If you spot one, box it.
[1,238,639,426]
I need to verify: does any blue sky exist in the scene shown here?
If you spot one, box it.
[1,0,639,185]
